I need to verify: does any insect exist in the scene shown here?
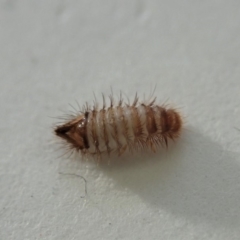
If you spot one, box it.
[54,93,182,158]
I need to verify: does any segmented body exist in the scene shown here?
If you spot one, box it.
[55,96,182,158]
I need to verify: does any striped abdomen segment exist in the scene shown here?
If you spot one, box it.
[86,105,182,154]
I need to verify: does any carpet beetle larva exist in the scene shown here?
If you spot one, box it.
[54,93,182,158]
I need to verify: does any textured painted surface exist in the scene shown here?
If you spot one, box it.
[1,0,240,239]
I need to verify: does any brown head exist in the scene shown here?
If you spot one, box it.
[54,115,89,151]
[162,108,182,138]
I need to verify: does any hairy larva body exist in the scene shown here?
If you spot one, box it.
[54,94,182,158]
